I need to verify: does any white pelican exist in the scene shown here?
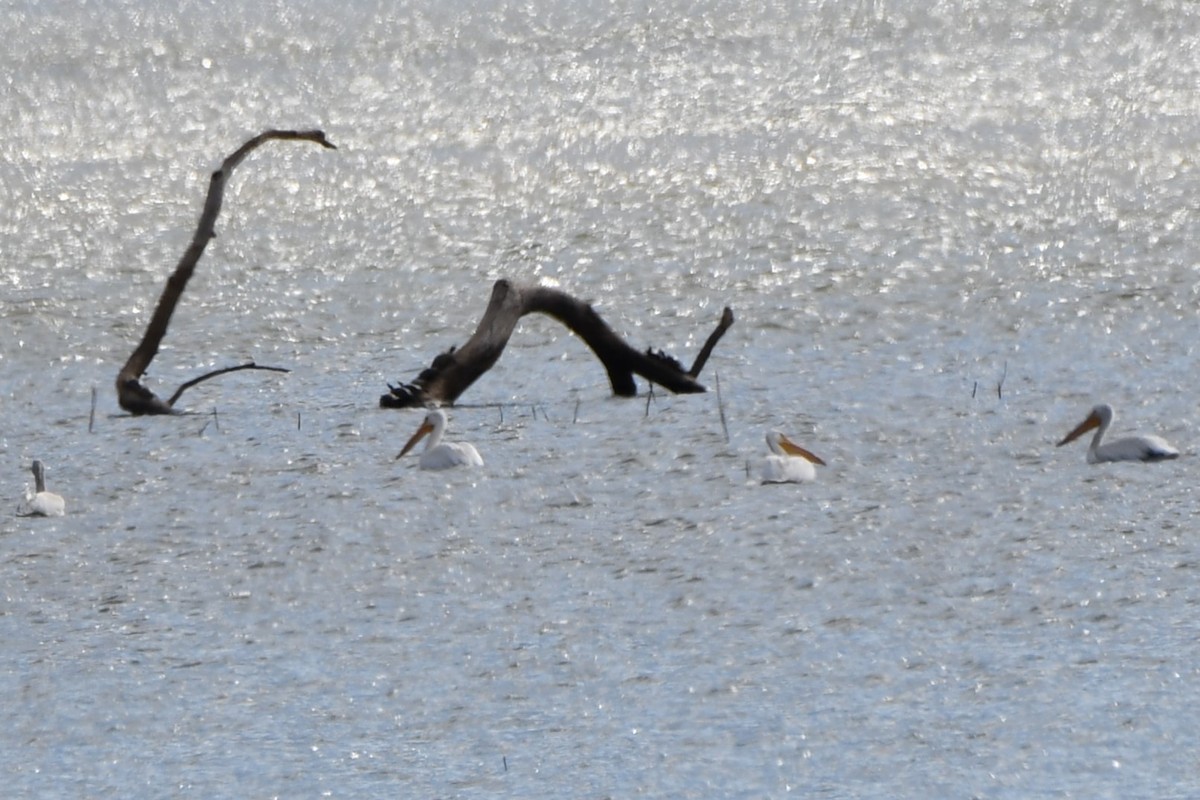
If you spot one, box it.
[1057,403,1179,464]
[17,460,66,517]
[396,408,483,470]
[761,431,826,483]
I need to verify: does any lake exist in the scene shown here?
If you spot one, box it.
[3,1,1200,796]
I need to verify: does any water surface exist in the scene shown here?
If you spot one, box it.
[3,1,1200,797]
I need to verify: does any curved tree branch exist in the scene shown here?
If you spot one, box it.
[116,129,337,414]
[381,279,734,408]
[688,306,735,377]
[165,362,291,408]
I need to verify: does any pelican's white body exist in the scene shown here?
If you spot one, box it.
[18,460,66,517]
[1057,403,1179,464]
[760,431,825,484]
[398,409,483,470]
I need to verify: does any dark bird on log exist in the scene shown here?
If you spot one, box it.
[381,279,735,408]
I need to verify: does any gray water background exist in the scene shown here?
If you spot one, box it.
[3,1,1200,796]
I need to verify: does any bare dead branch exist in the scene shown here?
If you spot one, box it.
[165,362,291,407]
[116,129,336,415]
[381,279,734,408]
[689,306,735,377]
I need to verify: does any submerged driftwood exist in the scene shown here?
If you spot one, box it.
[381,279,735,408]
[116,129,337,414]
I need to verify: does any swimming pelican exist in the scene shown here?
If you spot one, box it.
[761,431,826,483]
[17,460,66,517]
[1056,403,1179,464]
[396,408,483,470]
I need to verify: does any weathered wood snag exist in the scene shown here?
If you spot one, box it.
[116,129,337,414]
[380,279,735,408]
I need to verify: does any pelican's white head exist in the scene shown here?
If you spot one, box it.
[765,431,826,465]
[397,408,448,459]
[1057,403,1113,447]
[31,459,48,493]
[1091,403,1114,427]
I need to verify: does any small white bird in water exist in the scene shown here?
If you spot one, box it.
[17,459,66,517]
[760,431,826,484]
[1057,403,1179,464]
[396,408,483,470]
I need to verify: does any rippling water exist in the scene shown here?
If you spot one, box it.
[4,1,1200,796]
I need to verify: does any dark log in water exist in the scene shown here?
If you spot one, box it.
[115,129,336,415]
[380,279,735,408]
